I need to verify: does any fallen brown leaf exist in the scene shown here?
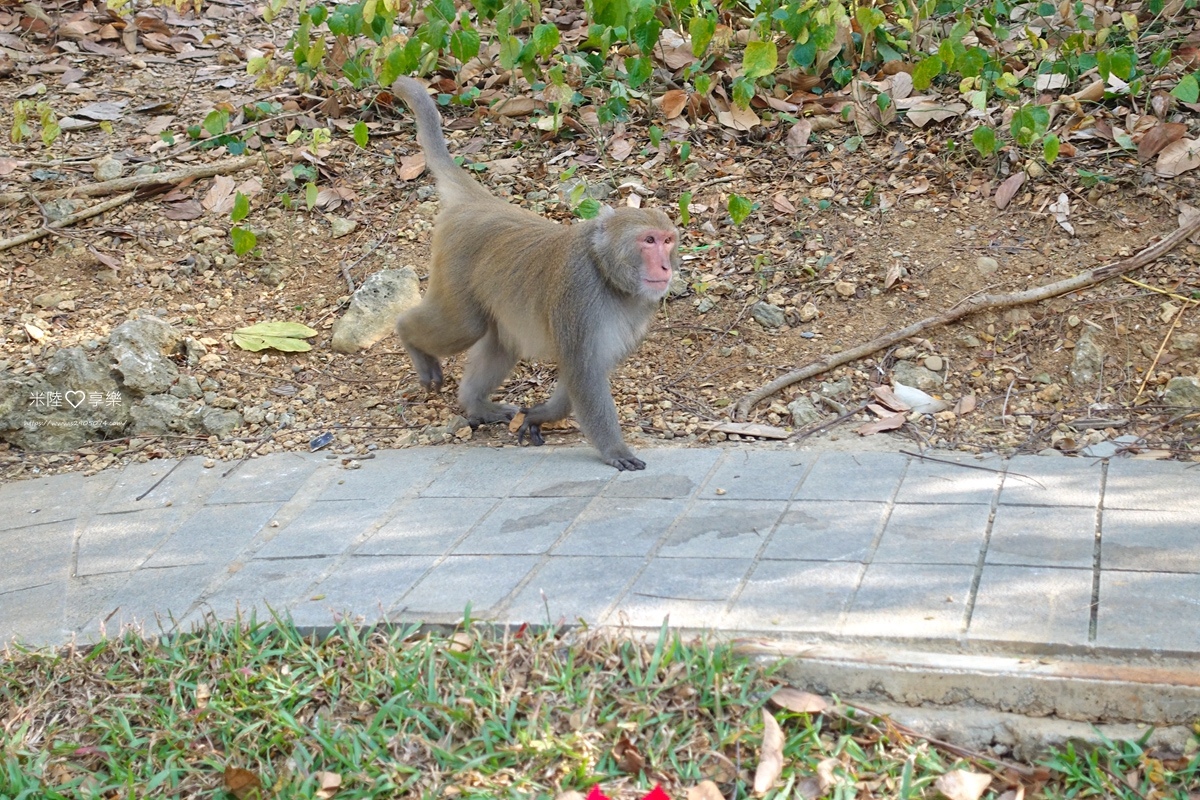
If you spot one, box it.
[708,421,789,439]
[786,120,812,159]
[493,96,538,117]
[770,687,829,714]
[994,171,1026,210]
[816,758,840,793]
[614,733,645,774]
[398,154,426,181]
[935,770,992,800]
[315,770,342,799]
[772,193,796,214]
[753,709,784,795]
[610,137,633,162]
[660,89,688,119]
[1138,122,1187,161]
[223,766,262,800]
[1156,138,1200,178]
[857,413,905,435]
[687,781,724,800]
[202,174,236,214]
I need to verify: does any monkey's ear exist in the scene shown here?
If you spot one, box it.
[596,204,616,220]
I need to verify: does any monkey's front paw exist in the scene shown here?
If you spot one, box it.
[516,420,545,447]
[607,454,646,471]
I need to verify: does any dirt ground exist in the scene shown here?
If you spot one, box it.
[3,1,1199,482]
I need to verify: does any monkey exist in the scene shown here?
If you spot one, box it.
[391,76,679,471]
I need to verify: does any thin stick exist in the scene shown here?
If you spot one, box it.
[0,191,136,252]
[733,216,1200,420]
[0,153,281,207]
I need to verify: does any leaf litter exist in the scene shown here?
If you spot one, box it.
[2,0,1200,481]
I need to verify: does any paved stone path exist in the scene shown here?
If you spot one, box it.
[2,446,1198,656]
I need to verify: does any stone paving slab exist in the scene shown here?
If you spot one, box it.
[0,445,1197,664]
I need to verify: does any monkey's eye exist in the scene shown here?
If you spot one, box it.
[643,234,657,244]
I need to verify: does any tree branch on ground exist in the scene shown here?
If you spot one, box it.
[0,191,136,252]
[733,215,1200,420]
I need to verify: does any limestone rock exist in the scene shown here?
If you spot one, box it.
[107,316,184,395]
[1069,328,1104,387]
[1162,376,1200,408]
[751,301,786,329]
[893,361,944,390]
[331,268,421,353]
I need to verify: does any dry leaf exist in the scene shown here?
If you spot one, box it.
[786,120,812,159]
[1049,192,1074,235]
[610,137,633,162]
[1155,138,1200,178]
[398,154,426,180]
[753,709,784,795]
[772,193,796,214]
[770,687,829,713]
[163,199,203,220]
[493,96,537,117]
[660,89,688,119]
[857,413,905,435]
[202,174,236,214]
[0,156,17,176]
[884,263,903,290]
[485,157,523,175]
[1070,80,1104,102]
[223,766,263,800]
[954,395,977,415]
[614,734,645,774]
[315,771,342,799]
[688,780,725,800]
[508,411,526,434]
[713,96,760,131]
[871,385,911,412]
[447,631,473,652]
[816,758,840,793]
[904,176,931,195]
[1137,122,1187,161]
[994,171,1026,210]
[935,770,992,800]
[87,246,123,271]
[905,100,965,127]
[708,421,789,439]
[556,793,586,800]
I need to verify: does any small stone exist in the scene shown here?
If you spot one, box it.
[203,458,216,468]
[1170,332,1200,355]
[751,302,786,329]
[1037,383,1063,403]
[696,296,716,314]
[799,302,818,322]
[894,346,917,360]
[834,280,856,298]
[923,355,944,372]
[32,290,77,308]
[975,256,999,275]
[91,156,123,181]
[893,361,944,390]
[787,396,822,427]
[1069,328,1104,387]
[1037,448,1063,457]
[328,216,357,238]
[1081,440,1118,458]
[1162,376,1200,408]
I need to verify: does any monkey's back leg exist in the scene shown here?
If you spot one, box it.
[395,290,487,392]
[517,385,571,446]
[459,326,522,425]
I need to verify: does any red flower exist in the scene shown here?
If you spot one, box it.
[585,785,671,800]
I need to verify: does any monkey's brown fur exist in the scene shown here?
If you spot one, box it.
[392,77,680,470]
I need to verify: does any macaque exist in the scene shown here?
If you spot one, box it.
[391,77,679,471]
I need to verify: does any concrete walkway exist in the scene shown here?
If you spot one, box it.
[3,444,1198,658]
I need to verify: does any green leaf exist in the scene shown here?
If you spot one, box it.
[855,6,885,31]
[1010,104,1049,147]
[742,40,777,80]
[231,191,251,222]
[309,3,327,25]
[1171,73,1199,104]
[728,194,752,226]
[427,0,454,21]
[499,35,522,70]
[230,226,257,256]
[694,73,712,96]
[576,198,602,219]
[1042,133,1060,164]
[689,16,715,57]
[679,191,692,226]
[202,109,229,137]
[353,120,369,148]
[305,181,318,211]
[590,0,630,28]
[731,75,755,108]
[450,28,481,63]
[632,18,661,55]
[971,125,996,157]
[232,321,318,352]
[531,23,559,59]
[624,56,652,89]
[912,55,943,91]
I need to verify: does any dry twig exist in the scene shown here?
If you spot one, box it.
[734,216,1200,420]
[0,191,136,252]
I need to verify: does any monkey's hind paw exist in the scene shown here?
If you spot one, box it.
[516,419,545,447]
[608,455,646,471]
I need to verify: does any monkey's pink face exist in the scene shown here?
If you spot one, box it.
[639,229,676,297]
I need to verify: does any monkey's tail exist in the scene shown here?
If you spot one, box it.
[392,77,491,204]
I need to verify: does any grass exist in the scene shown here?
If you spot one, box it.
[1,620,1197,799]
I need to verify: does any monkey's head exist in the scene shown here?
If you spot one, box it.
[592,206,680,301]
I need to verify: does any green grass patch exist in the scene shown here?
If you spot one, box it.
[1,621,1197,799]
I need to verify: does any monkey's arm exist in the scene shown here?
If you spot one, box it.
[557,361,644,471]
